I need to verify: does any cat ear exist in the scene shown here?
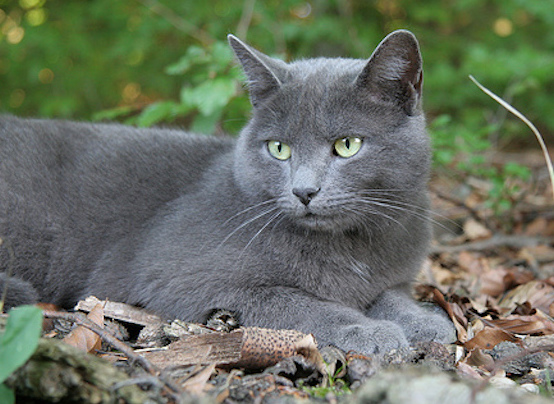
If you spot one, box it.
[228,35,287,108]
[356,30,423,115]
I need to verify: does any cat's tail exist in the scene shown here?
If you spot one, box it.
[0,272,39,311]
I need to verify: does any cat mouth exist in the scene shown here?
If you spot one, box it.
[292,209,339,231]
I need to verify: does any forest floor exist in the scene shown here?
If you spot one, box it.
[6,150,554,404]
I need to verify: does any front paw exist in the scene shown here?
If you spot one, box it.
[333,320,409,354]
[400,309,457,344]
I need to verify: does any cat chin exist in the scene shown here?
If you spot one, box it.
[289,213,356,233]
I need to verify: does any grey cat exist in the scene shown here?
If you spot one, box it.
[0,30,455,354]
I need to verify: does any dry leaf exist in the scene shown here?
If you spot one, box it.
[464,348,495,371]
[479,266,509,297]
[489,314,554,335]
[181,364,216,396]
[430,288,467,342]
[464,327,520,350]
[456,361,485,380]
[458,251,484,274]
[463,218,492,241]
[63,303,104,353]
[499,280,554,314]
[76,295,162,326]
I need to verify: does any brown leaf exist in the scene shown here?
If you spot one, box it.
[499,280,554,314]
[464,327,520,350]
[180,364,216,396]
[430,287,467,342]
[458,251,484,274]
[489,314,554,335]
[479,266,509,297]
[463,218,492,241]
[63,303,104,353]
[464,348,495,371]
[456,361,485,380]
[75,295,162,326]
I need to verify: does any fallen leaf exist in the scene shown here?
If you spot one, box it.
[498,281,554,314]
[430,288,467,342]
[524,217,549,236]
[464,348,495,371]
[63,303,104,353]
[464,327,520,350]
[463,218,492,241]
[458,251,484,274]
[489,314,554,335]
[75,295,162,326]
[180,364,216,396]
[456,361,485,380]
[479,266,509,297]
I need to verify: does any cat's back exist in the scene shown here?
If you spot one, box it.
[0,115,234,230]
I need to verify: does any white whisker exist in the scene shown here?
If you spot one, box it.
[238,211,283,261]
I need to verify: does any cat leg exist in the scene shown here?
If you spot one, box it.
[0,272,39,310]
[226,286,410,354]
[365,285,456,345]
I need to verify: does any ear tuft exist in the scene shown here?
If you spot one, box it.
[228,35,286,108]
[356,30,423,115]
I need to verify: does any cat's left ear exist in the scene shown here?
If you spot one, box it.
[356,30,423,115]
[228,35,288,108]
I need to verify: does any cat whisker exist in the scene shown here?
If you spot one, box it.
[214,206,280,252]
[220,198,280,228]
[352,190,461,231]
[199,198,281,253]
[354,196,455,233]
[341,205,402,235]
[238,210,284,261]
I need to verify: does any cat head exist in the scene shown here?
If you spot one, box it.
[229,31,431,233]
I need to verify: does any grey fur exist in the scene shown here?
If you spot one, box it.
[0,30,455,353]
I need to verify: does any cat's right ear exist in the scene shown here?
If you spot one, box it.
[228,35,287,108]
[356,30,423,115]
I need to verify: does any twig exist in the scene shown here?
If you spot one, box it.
[236,0,256,40]
[430,234,554,254]
[43,310,183,399]
[430,186,496,232]
[134,0,212,45]
[469,75,554,201]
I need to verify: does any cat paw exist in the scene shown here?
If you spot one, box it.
[333,321,409,354]
[400,310,457,344]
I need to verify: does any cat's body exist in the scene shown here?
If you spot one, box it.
[0,31,455,353]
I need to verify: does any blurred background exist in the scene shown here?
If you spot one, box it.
[0,0,552,215]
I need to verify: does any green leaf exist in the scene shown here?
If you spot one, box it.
[191,108,223,134]
[0,383,15,404]
[136,101,179,127]
[91,106,134,122]
[182,77,236,116]
[0,306,42,383]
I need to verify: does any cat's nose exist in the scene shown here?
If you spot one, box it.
[292,187,320,206]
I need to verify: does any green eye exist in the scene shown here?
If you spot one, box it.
[267,140,291,160]
[334,137,362,158]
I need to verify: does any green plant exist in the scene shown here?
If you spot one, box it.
[94,40,251,135]
[430,113,531,221]
[300,362,351,399]
[0,305,43,404]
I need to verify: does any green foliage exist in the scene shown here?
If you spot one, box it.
[301,363,351,399]
[430,113,532,218]
[0,305,43,402]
